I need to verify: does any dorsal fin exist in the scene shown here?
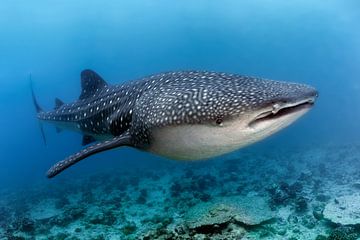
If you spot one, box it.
[79,69,108,100]
[54,98,64,110]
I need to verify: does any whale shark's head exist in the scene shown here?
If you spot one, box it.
[141,73,318,159]
[226,79,318,137]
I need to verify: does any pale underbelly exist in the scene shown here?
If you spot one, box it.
[148,124,256,160]
[147,106,309,160]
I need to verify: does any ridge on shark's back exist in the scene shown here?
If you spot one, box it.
[32,69,318,178]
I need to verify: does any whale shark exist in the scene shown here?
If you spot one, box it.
[32,69,318,178]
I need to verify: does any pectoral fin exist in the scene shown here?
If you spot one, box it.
[47,132,132,178]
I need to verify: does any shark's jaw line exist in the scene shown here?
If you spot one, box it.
[249,97,316,129]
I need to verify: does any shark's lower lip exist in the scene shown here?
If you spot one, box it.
[250,101,314,127]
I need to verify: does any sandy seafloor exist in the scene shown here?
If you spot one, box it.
[1,144,360,240]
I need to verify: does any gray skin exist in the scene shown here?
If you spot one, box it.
[32,69,318,178]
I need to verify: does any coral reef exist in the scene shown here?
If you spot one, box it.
[327,226,358,240]
[1,144,360,239]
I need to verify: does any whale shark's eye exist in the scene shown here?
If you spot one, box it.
[215,118,223,126]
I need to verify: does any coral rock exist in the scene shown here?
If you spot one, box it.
[323,195,360,225]
[185,196,274,229]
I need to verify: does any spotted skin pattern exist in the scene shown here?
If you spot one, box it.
[47,132,132,178]
[37,69,317,178]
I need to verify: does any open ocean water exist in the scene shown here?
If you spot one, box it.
[1,0,360,239]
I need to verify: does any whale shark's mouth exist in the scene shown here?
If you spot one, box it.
[249,98,315,128]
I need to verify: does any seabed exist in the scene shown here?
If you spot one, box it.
[1,144,360,240]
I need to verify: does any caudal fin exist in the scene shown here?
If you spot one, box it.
[30,75,43,113]
[30,74,47,145]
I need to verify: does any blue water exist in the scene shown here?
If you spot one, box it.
[1,1,360,239]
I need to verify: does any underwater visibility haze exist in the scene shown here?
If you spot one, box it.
[1,0,360,239]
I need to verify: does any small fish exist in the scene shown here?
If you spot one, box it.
[32,69,318,178]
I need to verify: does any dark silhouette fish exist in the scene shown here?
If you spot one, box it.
[32,69,318,178]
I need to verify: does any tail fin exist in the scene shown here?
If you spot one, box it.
[30,74,43,113]
[30,74,47,146]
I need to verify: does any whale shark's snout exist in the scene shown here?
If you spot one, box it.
[248,82,318,130]
[256,81,318,110]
